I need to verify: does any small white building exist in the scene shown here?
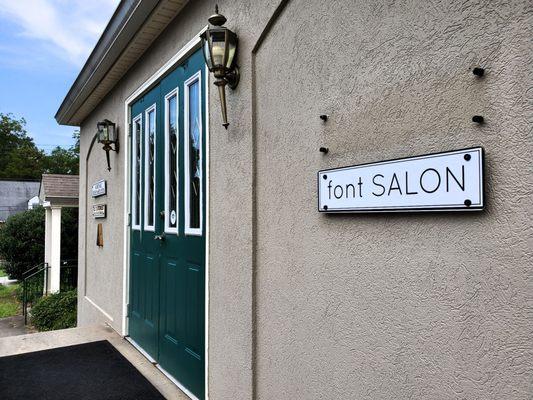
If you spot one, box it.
[27,195,40,210]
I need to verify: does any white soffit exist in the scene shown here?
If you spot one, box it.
[57,0,188,126]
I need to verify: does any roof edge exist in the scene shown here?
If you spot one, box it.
[55,0,160,126]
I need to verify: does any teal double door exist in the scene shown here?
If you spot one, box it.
[129,49,205,399]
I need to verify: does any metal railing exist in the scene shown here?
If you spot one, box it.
[22,262,49,324]
[21,260,78,324]
[60,260,78,293]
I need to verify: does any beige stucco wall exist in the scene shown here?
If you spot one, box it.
[78,90,126,331]
[77,0,532,399]
[253,0,532,399]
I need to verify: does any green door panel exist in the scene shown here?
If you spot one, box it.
[129,48,205,399]
[129,83,161,360]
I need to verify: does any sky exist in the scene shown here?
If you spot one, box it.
[0,0,120,152]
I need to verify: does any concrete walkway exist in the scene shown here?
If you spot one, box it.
[0,324,189,400]
[0,315,29,338]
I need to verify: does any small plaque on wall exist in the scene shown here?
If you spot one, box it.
[93,204,107,219]
[318,147,484,213]
[92,180,107,197]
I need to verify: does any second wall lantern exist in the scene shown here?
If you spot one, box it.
[200,6,239,129]
[97,119,119,171]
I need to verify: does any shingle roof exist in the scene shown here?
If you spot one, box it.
[40,174,79,200]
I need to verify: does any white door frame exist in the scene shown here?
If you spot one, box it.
[122,27,210,400]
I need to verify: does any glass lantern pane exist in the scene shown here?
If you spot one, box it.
[210,30,226,67]
[97,124,103,141]
[225,40,236,69]
[102,126,109,142]
[108,124,116,142]
[202,39,213,69]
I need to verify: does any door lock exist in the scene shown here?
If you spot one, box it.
[154,233,166,241]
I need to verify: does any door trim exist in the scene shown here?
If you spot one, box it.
[122,27,210,400]
[131,113,142,231]
[183,71,204,236]
[143,103,157,232]
[163,87,179,235]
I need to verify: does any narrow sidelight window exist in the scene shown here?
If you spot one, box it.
[132,114,142,229]
[184,72,202,235]
[144,104,156,231]
[165,89,179,233]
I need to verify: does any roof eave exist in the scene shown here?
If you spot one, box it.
[55,0,161,126]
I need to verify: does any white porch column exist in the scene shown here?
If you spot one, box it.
[49,206,62,294]
[44,207,52,267]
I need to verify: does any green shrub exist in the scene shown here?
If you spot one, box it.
[31,290,77,331]
[0,207,78,280]
[0,207,45,280]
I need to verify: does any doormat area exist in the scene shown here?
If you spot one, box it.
[0,340,165,400]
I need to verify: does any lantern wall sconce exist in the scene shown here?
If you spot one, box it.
[96,119,119,171]
[200,5,239,129]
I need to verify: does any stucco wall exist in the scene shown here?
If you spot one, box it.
[253,0,532,399]
[76,0,532,399]
[78,90,126,331]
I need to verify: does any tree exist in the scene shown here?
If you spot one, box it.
[0,206,78,279]
[44,147,78,175]
[0,113,80,178]
[44,130,80,175]
[0,207,45,279]
[0,113,45,180]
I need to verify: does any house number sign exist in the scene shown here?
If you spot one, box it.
[318,147,484,213]
[91,180,107,197]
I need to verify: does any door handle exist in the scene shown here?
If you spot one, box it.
[154,233,166,241]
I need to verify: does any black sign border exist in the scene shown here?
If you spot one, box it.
[317,146,485,213]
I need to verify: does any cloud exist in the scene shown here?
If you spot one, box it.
[0,0,119,66]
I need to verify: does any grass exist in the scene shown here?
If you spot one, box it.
[0,283,20,318]
[0,268,7,278]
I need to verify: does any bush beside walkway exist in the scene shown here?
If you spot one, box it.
[31,290,77,331]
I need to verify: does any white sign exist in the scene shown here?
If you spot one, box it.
[318,147,484,212]
[93,204,107,219]
[92,180,107,197]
